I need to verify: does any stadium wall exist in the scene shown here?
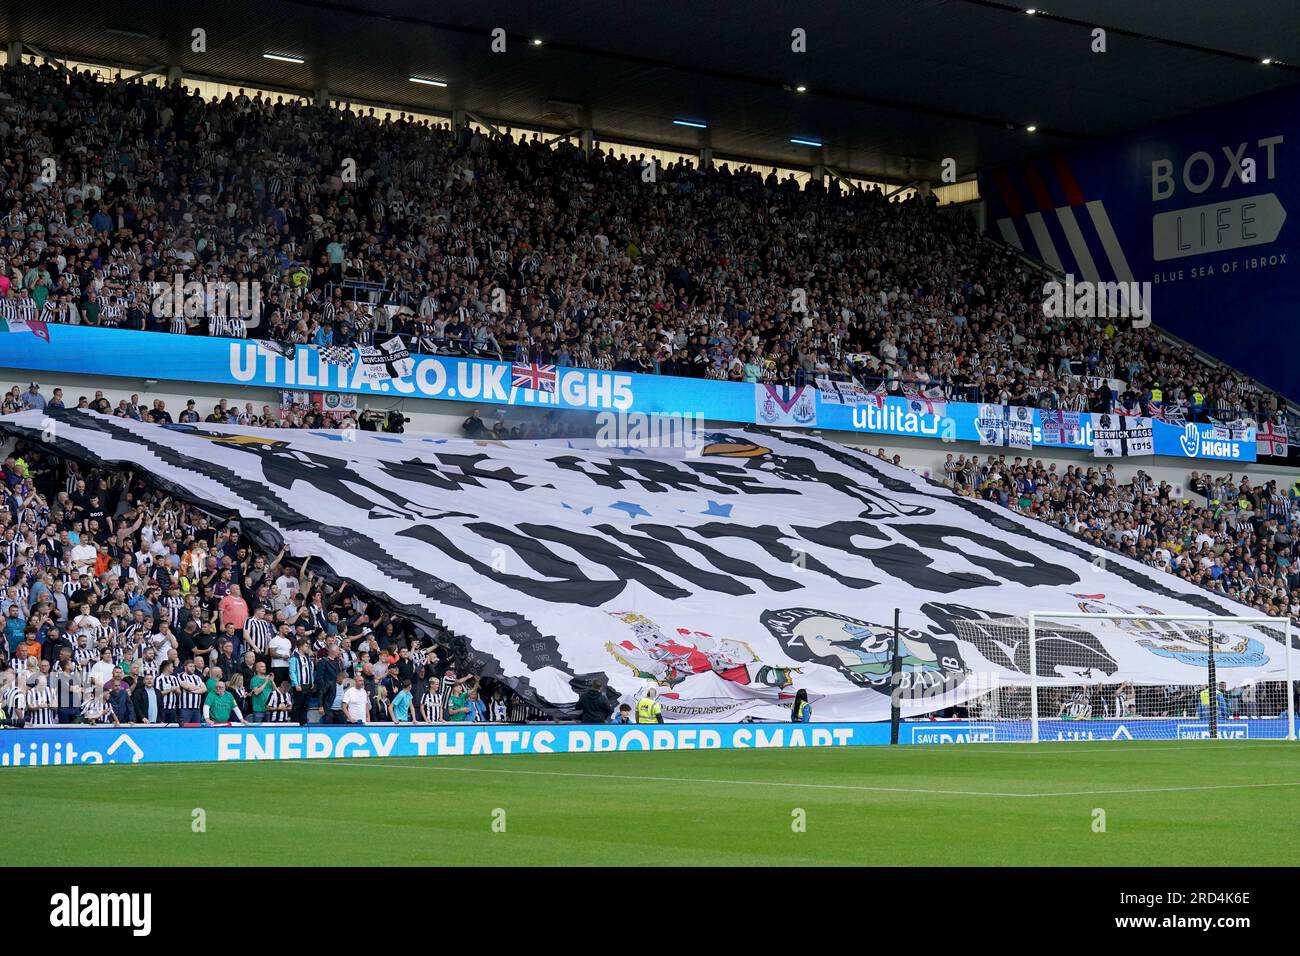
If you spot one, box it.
[3,718,1295,767]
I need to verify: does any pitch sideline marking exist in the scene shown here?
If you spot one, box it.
[332,759,1300,799]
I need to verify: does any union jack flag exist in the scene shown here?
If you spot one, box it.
[511,362,557,393]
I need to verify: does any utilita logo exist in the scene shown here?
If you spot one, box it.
[49,886,152,936]
[1179,422,1241,459]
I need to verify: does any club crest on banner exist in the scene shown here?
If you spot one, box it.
[755,384,817,427]
[1072,596,1269,668]
[761,608,966,698]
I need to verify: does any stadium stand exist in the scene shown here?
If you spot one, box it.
[0,430,543,725]
[0,58,1293,432]
[1,54,1298,727]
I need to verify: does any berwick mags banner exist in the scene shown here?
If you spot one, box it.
[1090,413,1154,458]
[4,409,1297,722]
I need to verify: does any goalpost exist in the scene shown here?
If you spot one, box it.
[948,613,1295,743]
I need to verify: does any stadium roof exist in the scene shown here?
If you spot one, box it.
[6,0,1300,183]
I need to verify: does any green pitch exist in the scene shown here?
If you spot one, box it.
[8,739,1299,865]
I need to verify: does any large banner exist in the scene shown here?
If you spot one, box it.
[0,325,1253,461]
[981,82,1300,401]
[2,410,1292,722]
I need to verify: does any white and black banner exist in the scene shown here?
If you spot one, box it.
[1091,413,1154,458]
[356,337,416,384]
[2,410,1294,721]
[815,378,870,407]
[977,404,1033,450]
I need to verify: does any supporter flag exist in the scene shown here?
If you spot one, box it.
[319,346,357,368]
[869,382,889,409]
[755,384,817,426]
[1152,404,1187,426]
[259,341,296,361]
[839,381,870,406]
[1091,414,1153,458]
[1041,409,1082,445]
[978,403,1008,447]
[815,378,867,406]
[1257,420,1289,458]
[2,318,50,343]
[379,336,415,378]
[814,378,869,408]
[512,362,558,394]
[814,377,845,404]
[902,385,946,418]
[6,409,1293,724]
[978,404,1033,449]
[353,338,413,383]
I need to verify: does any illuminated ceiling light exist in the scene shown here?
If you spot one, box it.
[1025,124,1037,132]
[409,76,447,87]
[673,119,707,128]
[790,137,822,148]
[531,38,544,46]
[1262,58,1273,65]
[262,53,304,64]
[794,84,808,93]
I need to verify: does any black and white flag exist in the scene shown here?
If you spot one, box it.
[259,341,296,361]
[1091,413,1153,458]
[319,346,357,368]
[2,409,1290,722]
[977,404,1033,450]
[380,336,414,378]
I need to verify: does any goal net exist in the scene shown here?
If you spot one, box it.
[948,613,1296,743]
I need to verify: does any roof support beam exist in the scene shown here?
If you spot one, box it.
[22,43,68,73]
[542,128,581,147]
[464,111,501,135]
[122,64,165,82]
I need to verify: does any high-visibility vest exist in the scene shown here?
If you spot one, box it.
[1191,390,1205,408]
[1150,386,1163,403]
[636,697,660,723]
[1200,687,1211,706]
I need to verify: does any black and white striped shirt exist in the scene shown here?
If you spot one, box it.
[176,673,206,710]
[420,689,444,722]
[266,689,292,722]
[156,672,182,709]
[243,617,275,654]
[25,686,57,725]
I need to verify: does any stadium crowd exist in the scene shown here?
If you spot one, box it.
[0,59,1291,430]
[0,437,541,726]
[939,451,1300,623]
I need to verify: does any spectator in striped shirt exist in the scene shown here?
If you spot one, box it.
[266,682,293,722]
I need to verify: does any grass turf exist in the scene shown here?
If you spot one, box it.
[6,739,1299,865]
